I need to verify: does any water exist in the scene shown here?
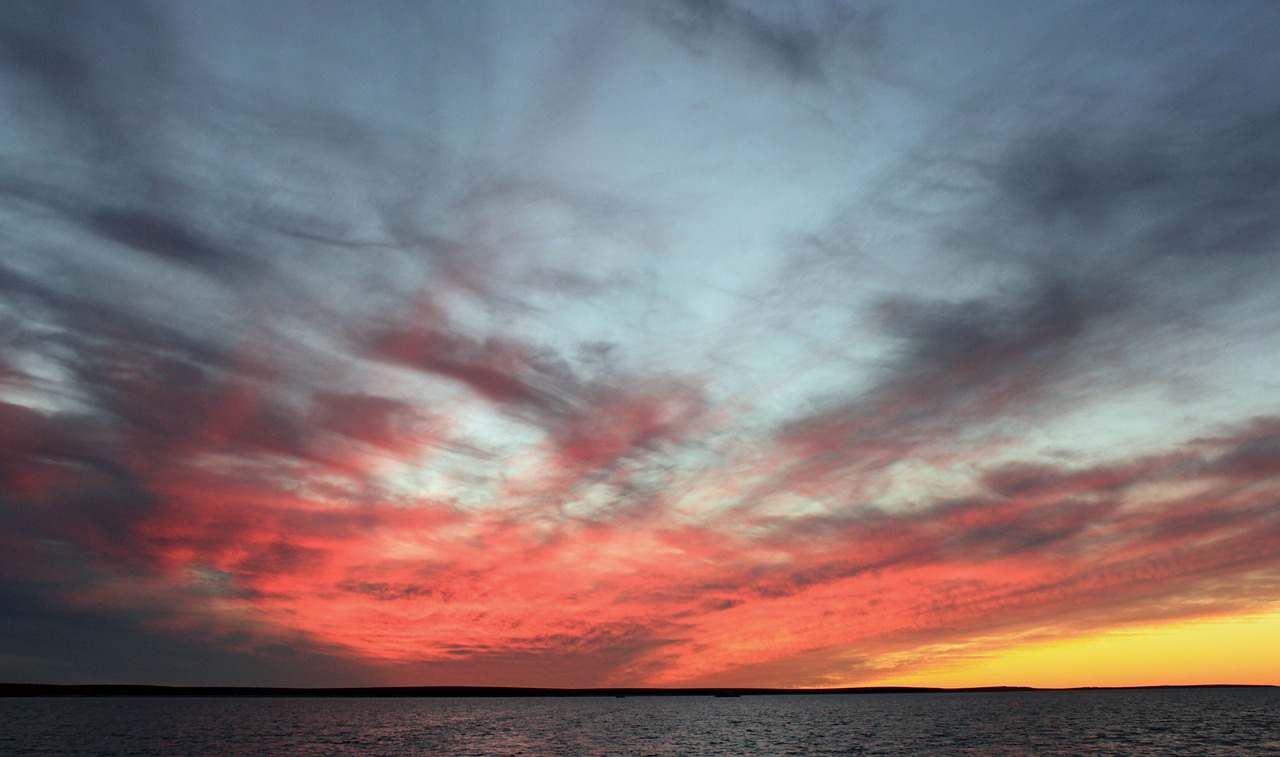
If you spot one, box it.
[3,688,1278,756]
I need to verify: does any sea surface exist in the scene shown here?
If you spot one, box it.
[3,687,1278,756]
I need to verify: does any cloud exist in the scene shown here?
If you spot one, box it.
[4,369,1279,686]
[0,0,173,155]
[642,420,1280,684]
[85,207,254,277]
[740,274,1119,510]
[0,578,369,686]
[646,0,885,84]
[2,0,1279,689]
[365,311,575,415]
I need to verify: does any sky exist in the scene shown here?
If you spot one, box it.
[1,0,1279,689]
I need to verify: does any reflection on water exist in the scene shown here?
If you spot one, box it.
[3,688,1278,756]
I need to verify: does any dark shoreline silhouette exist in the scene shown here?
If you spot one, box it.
[2,683,1273,698]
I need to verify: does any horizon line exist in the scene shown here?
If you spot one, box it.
[3,682,1275,698]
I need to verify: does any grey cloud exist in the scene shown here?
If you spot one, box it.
[1199,418,1280,481]
[309,391,426,450]
[86,207,253,277]
[0,0,180,189]
[336,581,438,602]
[994,132,1173,230]
[366,323,574,415]
[233,542,328,579]
[875,276,1105,399]
[766,276,1117,495]
[0,399,157,527]
[647,0,885,83]
[766,3,1280,474]
[957,7,1280,279]
[990,106,1280,268]
[0,580,365,686]
[364,313,708,488]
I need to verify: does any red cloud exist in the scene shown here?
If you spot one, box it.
[5,325,1280,687]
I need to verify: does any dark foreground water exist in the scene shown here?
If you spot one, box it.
[3,688,1278,756]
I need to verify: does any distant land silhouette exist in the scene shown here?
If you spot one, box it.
[2,683,1273,698]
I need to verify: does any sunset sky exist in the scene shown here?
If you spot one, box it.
[2,0,1279,689]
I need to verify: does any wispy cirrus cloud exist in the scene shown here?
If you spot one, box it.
[1,0,1279,687]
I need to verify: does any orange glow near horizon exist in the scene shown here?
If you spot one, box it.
[863,609,1280,689]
